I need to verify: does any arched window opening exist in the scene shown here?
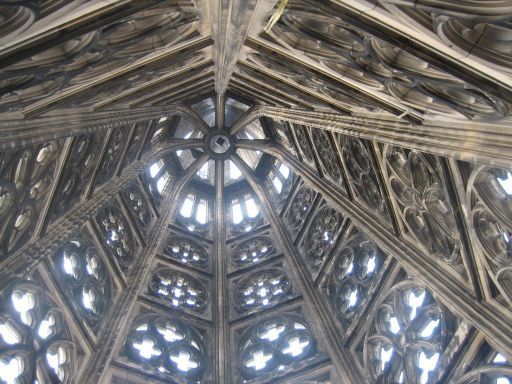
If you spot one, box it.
[364,280,454,384]
[196,199,208,225]
[196,161,210,180]
[235,268,292,312]
[146,156,174,200]
[232,236,277,268]
[303,205,344,274]
[229,193,262,234]
[225,159,242,185]
[164,237,208,268]
[327,232,385,330]
[176,192,211,234]
[311,128,343,182]
[125,315,205,380]
[53,238,112,330]
[180,194,195,218]
[0,142,59,257]
[148,269,208,313]
[0,281,76,383]
[149,159,165,178]
[238,315,316,379]
[122,183,153,233]
[492,354,512,384]
[95,206,136,269]
[469,166,512,303]
[287,185,315,230]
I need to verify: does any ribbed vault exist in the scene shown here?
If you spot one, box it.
[0,1,512,384]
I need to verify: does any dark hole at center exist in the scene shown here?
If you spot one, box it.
[216,137,226,146]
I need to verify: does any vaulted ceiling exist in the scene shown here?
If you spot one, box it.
[1,1,512,384]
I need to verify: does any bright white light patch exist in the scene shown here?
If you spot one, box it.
[170,350,199,372]
[180,195,195,218]
[62,254,76,276]
[149,162,162,178]
[196,200,207,224]
[494,353,507,363]
[0,356,24,384]
[272,177,283,193]
[197,162,209,180]
[156,172,169,194]
[282,336,309,357]
[245,198,259,218]
[279,164,290,179]
[152,128,164,139]
[407,290,426,320]
[12,291,34,326]
[133,338,161,359]
[46,346,67,381]
[232,202,243,224]
[0,323,20,345]
[348,289,358,308]
[388,316,400,334]
[229,160,242,180]
[260,324,285,341]
[157,324,183,342]
[366,257,376,274]
[82,288,95,311]
[246,349,272,370]
[418,352,439,384]
[497,172,512,195]
[380,345,393,371]
[38,315,55,339]
[420,319,439,338]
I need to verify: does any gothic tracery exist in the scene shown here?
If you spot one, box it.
[0,280,77,384]
[0,0,511,382]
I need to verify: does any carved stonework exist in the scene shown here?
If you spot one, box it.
[124,314,207,381]
[2,0,512,382]
[51,233,113,333]
[362,278,457,384]
[340,136,389,221]
[286,184,315,231]
[237,313,317,380]
[121,181,154,237]
[94,127,127,188]
[325,229,388,335]
[292,124,316,166]
[311,128,343,184]
[162,235,209,269]
[301,203,345,275]
[383,145,463,267]
[378,1,512,73]
[0,280,78,383]
[148,268,208,314]
[257,1,511,119]
[95,204,138,272]
[0,140,60,257]
[233,267,292,313]
[0,2,200,113]
[231,235,278,270]
[467,165,512,305]
[50,133,103,221]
